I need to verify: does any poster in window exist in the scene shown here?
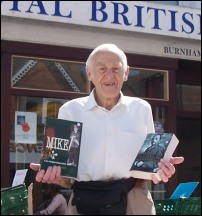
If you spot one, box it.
[15,111,37,144]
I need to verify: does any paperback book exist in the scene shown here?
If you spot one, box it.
[40,117,83,179]
[130,133,179,181]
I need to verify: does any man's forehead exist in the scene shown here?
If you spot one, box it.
[94,52,123,63]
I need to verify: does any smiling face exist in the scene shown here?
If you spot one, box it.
[86,49,129,109]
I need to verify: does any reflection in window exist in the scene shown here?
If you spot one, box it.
[152,182,166,200]
[152,106,166,132]
[26,101,38,113]
[12,56,90,93]
[122,67,168,100]
[47,102,62,119]
[42,98,67,123]
[149,1,178,6]
[10,96,68,164]
[177,84,201,112]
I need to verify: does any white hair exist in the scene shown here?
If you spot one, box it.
[86,44,128,71]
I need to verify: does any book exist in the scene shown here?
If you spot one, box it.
[170,182,199,199]
[40,117,83,179]
[130,133,179,181]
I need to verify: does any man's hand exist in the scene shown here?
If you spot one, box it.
[152,156,184,184]
[29,163,61,184]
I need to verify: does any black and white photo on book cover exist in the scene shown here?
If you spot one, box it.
[130,133,179,181]
[40,117,83,179]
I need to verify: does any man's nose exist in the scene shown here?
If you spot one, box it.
[105,69,114,78]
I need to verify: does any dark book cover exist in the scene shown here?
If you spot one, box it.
[40,117,83,179]
[130,133,179,181]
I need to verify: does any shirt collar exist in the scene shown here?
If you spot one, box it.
[84,89,97,111]
[84,89,127,111]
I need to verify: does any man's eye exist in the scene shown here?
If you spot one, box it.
[113,68,120,73]
[99,68,105,72]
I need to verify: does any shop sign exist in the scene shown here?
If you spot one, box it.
[1,1,201,40]
[10,142,43,163]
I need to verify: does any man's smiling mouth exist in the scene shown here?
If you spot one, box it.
[104,82,115,86]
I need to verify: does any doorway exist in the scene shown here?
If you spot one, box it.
[176,118,201,196]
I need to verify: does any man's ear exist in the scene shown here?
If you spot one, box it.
[124,66,129,81]
[86,67,93,81]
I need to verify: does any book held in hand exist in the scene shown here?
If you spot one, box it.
[130,133,179,181]
[40,117,83,179]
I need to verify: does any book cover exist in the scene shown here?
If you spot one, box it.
[130,133,179,181]
[40,117,83,179]
[170,182,199,199]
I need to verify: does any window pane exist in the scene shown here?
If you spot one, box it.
[12,56,89,93]
[152,106,166,133]
[123,67,169,100]
[152,182,166,200]
[149,1,178,6]
[10,95,70,208]
[177,84,201,112]
[10,96,67,164]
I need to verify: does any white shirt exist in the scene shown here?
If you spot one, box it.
[58,90,155,181]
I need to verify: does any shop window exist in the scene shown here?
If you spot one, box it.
[122,67,168,100]
[177,84,201,112]
[152,182,166,200]
[179,1,201,9]
[150,1,201,9]
[10,96,68,165]
[42,98,67,123]
[149,1,178,6]
[11,56,90,93]
[152,106,167,199]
